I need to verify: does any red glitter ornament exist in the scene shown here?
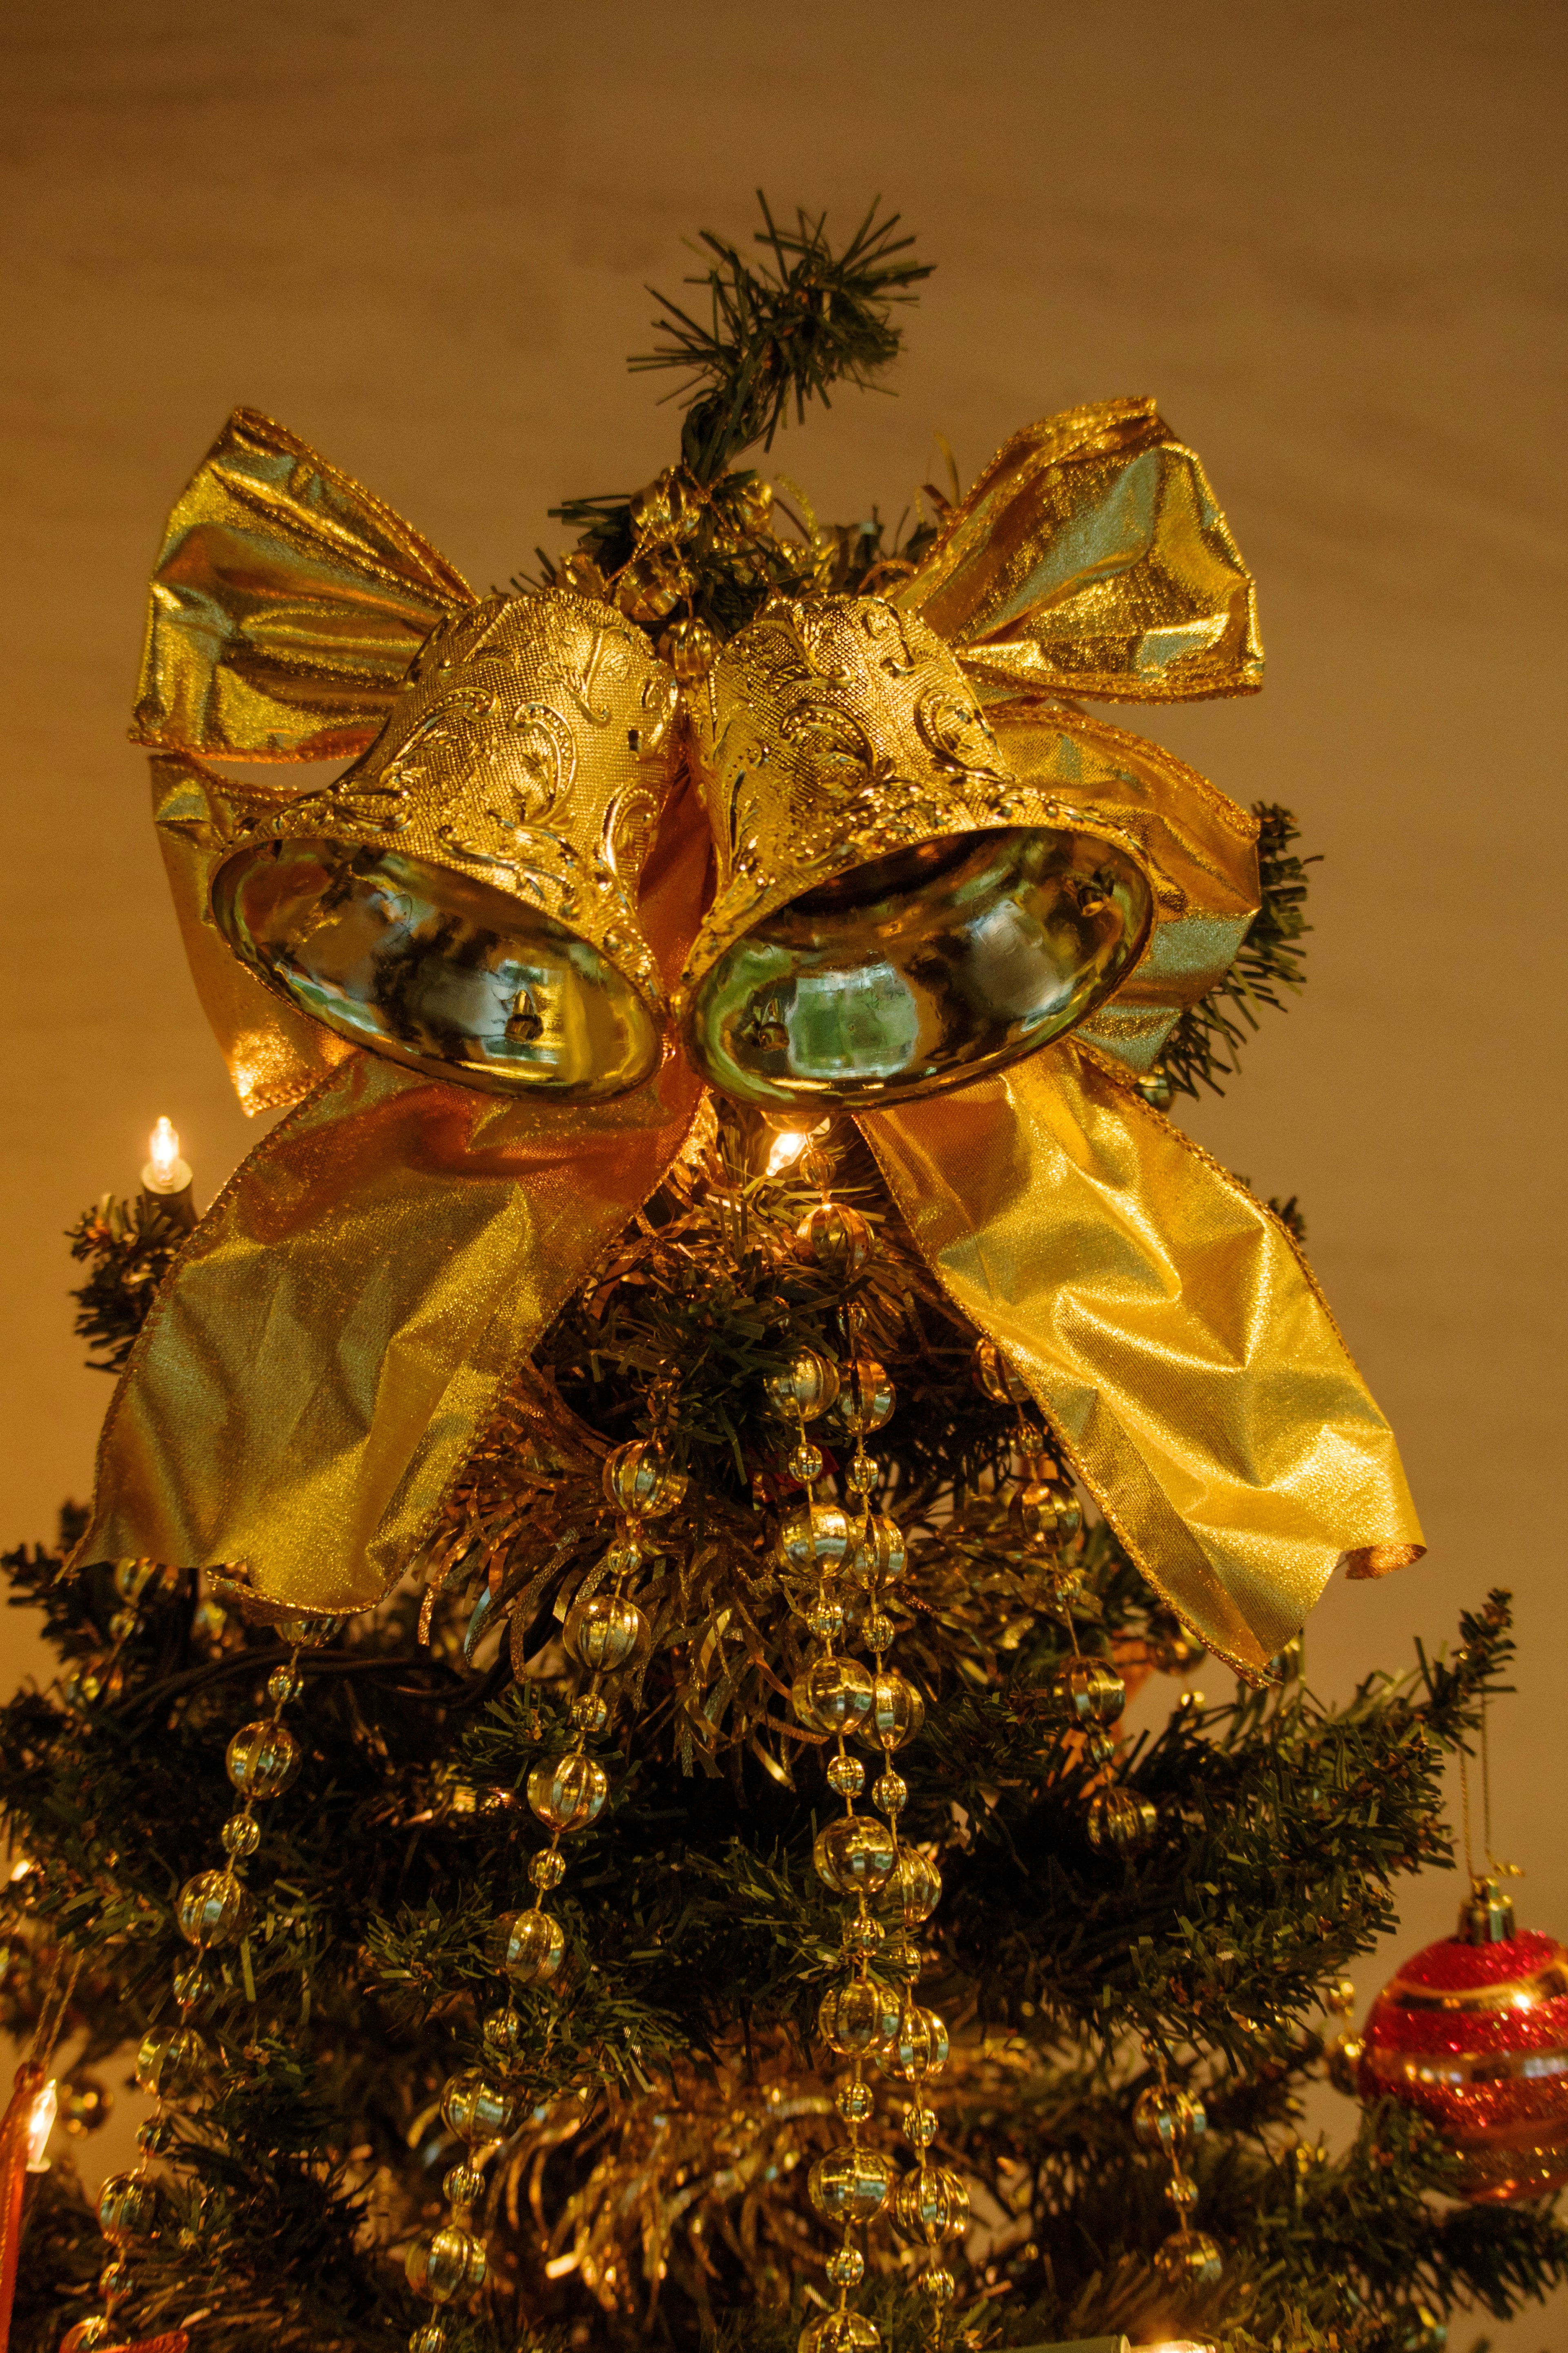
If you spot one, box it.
[1357,1877,1568,2202]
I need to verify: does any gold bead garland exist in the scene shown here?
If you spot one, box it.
[1136,2048,1222,2287]
[782,1153,966,2351]
[67,1611,338,2352]
[403,1436,683,2353]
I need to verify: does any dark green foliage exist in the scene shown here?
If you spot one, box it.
[1163,806,1318,1100]
[632,193,930,485]
[66,1192,187,1373]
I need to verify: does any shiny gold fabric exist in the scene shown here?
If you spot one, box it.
[81,785,708,1617]
[133,408,474,762]
[892,397,1263,703]
[862,1044,1422,1678]
[151,751,358,1116]
[73,400,1423,1657]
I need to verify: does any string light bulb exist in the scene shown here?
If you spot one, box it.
[142,1116,192,1196]
[766,1129,811,1178]
[24,2079,56,2172]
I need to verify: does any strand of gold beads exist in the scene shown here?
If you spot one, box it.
[402,1436,684,2353]
[779,1149,965,2350]
[1134,2043,1221,2289]
[64,1610,339,2353]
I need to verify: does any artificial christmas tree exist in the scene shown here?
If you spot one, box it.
[2,198,1564,2353]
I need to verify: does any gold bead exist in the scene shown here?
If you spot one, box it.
[134,2025,207,2100]
[563,1592,648,1674]
[824,2242,865,2288]
[225,1719,302,1800]
[529,1849,567,1892]
[659,616,719,684]
[570,1692,610,1735]
[1165,2168,1199,2211]
[790,1441,825,1482]
[873,1770,907,1816]
[971,1337,1031,1407]
[882,1847,942,1927]
[1087,1788,1158,1855]
[877,2005,949,2083]
[1158,2228,1223,2285]
[1147,1607,1206,1673]
[842,1907,885,1955]
[798,2313,879,2353]
[851,1514,905,1585]
[267,1664,303,1706]
[408,2328,448,2353]
[827,1752,866,1798]
[903,2101,939,2150]
[882,1932,922,1985]
[713,468,773,535]
[65,1657,122,1711]
[922,2265,957,2304]
[1325,2031,1365,2095]
[806,1592,847,1643]
[405,2222,488,2303]
[1045,1657,1125,1731]
[796,1201,874,1271]
[835,2075,875,2125]
[845,1453,878,1496]
[865,1611,895,1652]
[494,1906,565,1986]
[893,2164,969,2246]
[97,2171,159,2245]
[557,550,608,599]
[831,1354,894,1435]
[176,1868,252,1949]
[765,1347,842,1421]
[526,1752,608,1833]
[172,1959,209,2007]
[112,1559,159,1605]
[1132,2083,1207,2156]
[276,1613,345,1647]
[219,1812,261,1860]
[808,2143,895,2224]
[108,1608,138,1643]
[813,1814,897,1896]
[59,2322,114,2353]
[793,1655,874,1736]
[862,1668,925,1752]
[440,2068,519,2146]
[817,1976,900,2057]
[777,1501,855,1580]
[1009,1479,1081,1548]
[481,2005,523,2062]
[614,548,694,627]
[443,2159,486,2213]
[56,2075,112,2136]
[601,1439,686,1519]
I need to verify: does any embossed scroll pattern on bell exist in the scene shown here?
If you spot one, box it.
[679,593,1155,1109]
[210,591,683,1101]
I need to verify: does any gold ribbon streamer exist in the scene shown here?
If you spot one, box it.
[73,401,1423,1666]
[862,1044,1421,1677]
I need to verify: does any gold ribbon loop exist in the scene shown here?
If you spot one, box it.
[132,407,474,762]
[863,1042,1422,1679]
[893,396,1265,704]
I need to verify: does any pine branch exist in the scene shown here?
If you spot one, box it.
[1163,803,1318,1099]
[630,193,931,482]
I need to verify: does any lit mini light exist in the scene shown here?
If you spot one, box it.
[24,2079,57,2172]
[766,1129,811,1178]
[141,1116,193,1197]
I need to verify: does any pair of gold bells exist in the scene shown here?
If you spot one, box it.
[211,574,1154,1117]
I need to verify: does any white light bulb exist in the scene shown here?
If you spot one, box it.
[142,1115,193,1197]
[765,1130,810,1178]
[24,2079,56,2171]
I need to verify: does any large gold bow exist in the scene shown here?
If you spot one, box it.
[74,404,1421,1677]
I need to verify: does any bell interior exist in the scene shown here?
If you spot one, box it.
[213,839,660,1099]
[684,826,1152,1109]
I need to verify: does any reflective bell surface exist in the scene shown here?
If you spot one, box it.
[679,593,1154,1110]
[211,591,680,1101]
[214,843,660,1099]
[689,825,1150,1110]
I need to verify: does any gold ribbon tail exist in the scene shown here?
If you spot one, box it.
[861,1041,1423,1681]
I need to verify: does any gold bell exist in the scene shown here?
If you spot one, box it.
[210,591,681,1099]
[677,593,1154,1108]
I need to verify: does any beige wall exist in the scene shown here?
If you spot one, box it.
[2,2,1564,2339]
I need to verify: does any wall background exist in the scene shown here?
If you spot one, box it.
[2,1,1564,2342]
